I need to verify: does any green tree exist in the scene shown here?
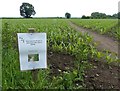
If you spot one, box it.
[20,3,36,18]
[81,15,90,19]
[91,12,100,19]
[112,13,118,18]
[65,12,71,19]
[106,15,113,19]
[118,12,120,19]
[91,12,106,19]
[99,13,106,18]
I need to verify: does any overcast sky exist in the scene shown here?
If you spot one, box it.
[0,0,119,17]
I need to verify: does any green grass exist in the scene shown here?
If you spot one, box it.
[2,19,119,89]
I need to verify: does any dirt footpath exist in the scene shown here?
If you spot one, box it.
[68,21,120,89]
[69,21,118,54]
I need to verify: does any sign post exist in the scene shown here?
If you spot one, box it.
[17,28,47,82]
[28,28,38,82]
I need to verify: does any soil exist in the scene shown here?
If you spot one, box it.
[68,21,118,54]
[84,60,120,89]
[48,51,75,76]
[47,51,120,89]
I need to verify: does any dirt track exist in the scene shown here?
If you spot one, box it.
[68,21,120,89]
[69,21,118,54]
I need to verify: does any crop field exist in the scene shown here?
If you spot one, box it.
[70,19,120,40]
[2,19,119,89]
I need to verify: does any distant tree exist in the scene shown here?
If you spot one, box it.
[118,12,120,19]
[20,3,36,18]
[112,13,118,18]
[65,12,71,19]
[91,12,106,19]
[81,15,86,19]
[99,13,106,19]
[81,15,90,19]
[91,12,100,19]
[82,12,120,19]
[106,15,113,19]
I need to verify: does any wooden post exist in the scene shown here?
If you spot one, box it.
[28,28,39,82]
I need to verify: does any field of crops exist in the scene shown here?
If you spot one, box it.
[2,19,119,89]
[70,19,120,40]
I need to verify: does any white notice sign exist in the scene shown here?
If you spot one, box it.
[17,33,47,71]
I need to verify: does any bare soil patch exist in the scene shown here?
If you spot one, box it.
[48,51,75,76]
[84,60,120,89]
[47,52,120,89]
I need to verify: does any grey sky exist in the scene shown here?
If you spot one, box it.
[0,0,119,17]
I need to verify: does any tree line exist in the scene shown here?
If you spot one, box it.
[81,12,119,19]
